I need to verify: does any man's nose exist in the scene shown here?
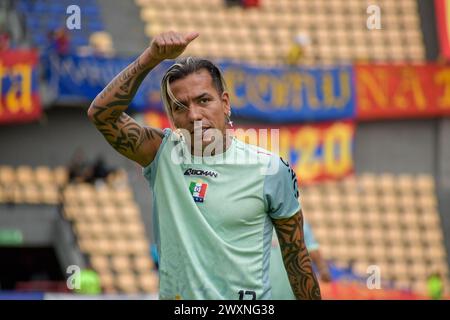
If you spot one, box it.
[187,105,203,122]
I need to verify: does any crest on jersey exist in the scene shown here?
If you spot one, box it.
[189,180,208,203]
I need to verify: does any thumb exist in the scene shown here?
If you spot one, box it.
[184,32,200,43]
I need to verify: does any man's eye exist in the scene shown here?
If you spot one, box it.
[200,98,209,104]
[173,104,184,111]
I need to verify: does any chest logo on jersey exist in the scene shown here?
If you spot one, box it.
[184,168,218,178]
[189,180,208,203]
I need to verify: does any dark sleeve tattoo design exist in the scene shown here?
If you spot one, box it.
[273,211,322,300]
[98,58,148,103]
[88,57,163,160]
[91,108,162,155]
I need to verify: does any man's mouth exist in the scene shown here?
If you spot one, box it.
[191,127,211,135]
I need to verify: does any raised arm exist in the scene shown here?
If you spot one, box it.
[87,31,199,167]
[272,210,322,300]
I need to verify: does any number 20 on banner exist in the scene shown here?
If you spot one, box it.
[234,122,354,184]
[274,122,354,184]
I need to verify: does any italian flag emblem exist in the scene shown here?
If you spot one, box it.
[189,180,208,203]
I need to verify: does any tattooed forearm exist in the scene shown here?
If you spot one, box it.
[273,211,322,300]
[87,54,163,165]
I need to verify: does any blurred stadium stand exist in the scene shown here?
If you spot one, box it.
[0,165,65,205]
[64,181,158,294]
[0,164,158,295]
[1,0,450,300]
[303,173,449,294]
[137,0,425,65]
[96,0,149,56]
[14,0,114,54]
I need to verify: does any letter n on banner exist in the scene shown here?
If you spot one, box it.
[0,50,42,124]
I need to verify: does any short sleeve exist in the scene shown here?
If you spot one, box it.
[142,128,172,186]
[263,156,301,219]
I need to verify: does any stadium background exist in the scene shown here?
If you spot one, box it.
[0,0,449,299]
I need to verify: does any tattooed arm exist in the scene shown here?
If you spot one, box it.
[87,31,199,167]
[272,210,322,300]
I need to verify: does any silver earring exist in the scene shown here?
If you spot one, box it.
[227,112,233,127]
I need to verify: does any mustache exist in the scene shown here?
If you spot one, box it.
[189,121,212,134]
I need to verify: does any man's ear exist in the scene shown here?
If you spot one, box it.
[222,91,231,115]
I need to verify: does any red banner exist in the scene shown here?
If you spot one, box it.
[0,50,41,124]
[144,111,354,185]
[356,64,450,120]
[435,0,450,59]
[143,111,172,129]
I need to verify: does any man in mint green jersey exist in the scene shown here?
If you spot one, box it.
[88,30,321,300]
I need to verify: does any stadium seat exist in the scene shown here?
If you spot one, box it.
[347,227,365,244]
[78,238,95,253]
[53,167,68,186]
[408,242,426,260]
[383,213,400,232]
[330,226,347,244]
[133,255,155,273]
[34,166,54,185]
[90,255,110,273]
[328,208,344,227]
[131,239,150,255]
[119,203,141,222]
[41,185,60,204]
[387,227,405,245]
[98,270,115,293]
[99,205,121,223]
[111,255,132,273]
[63,204,78,220]
[424,229,443,247]
[79,204,102,222]
[104,222,122,239]
[73,221,90,237]
[417,174,434,191]
[422,213,441,230]
[11,185,25,203]
[0,165,15,185]
[15,165,35,185]
[112,187,134,204]
[21,184,41,204]
[123,222,146,240]
[62,187,79,205]
[138,272,159,293]
[116,273,139,294]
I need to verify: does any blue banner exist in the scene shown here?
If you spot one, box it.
[47,54,355,121]
[221,62,355,122]
[45,53,167,111]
